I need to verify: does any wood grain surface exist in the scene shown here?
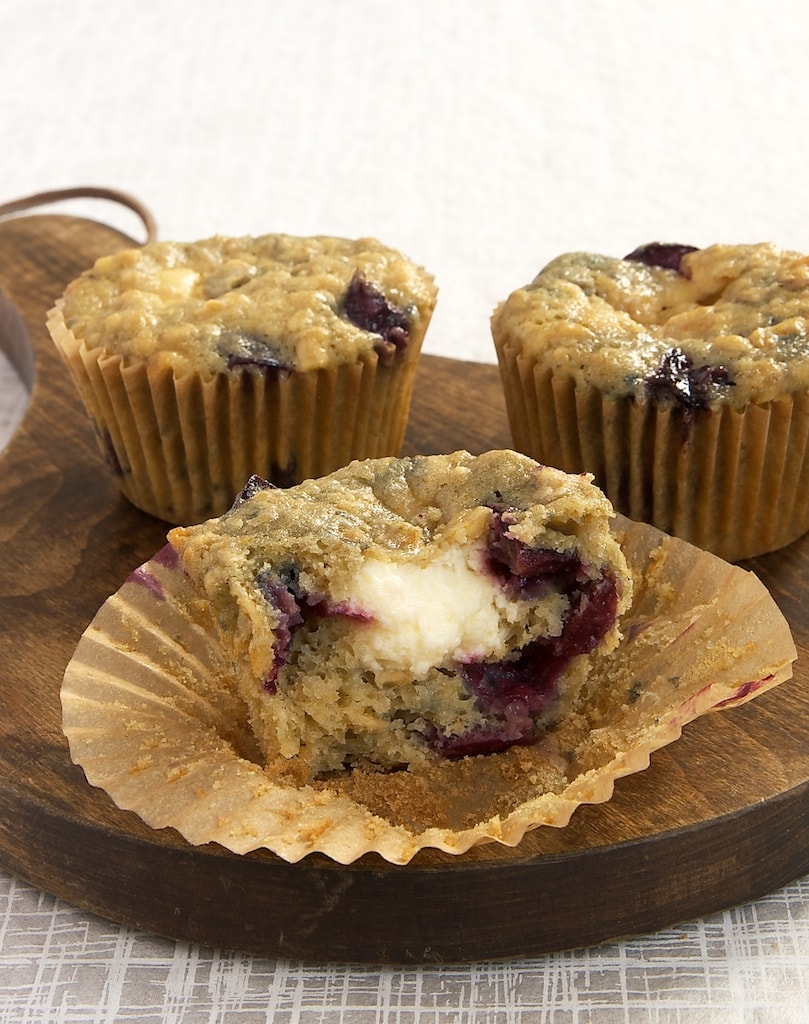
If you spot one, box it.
[1,212,809,964]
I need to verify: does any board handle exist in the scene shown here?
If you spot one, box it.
[0,186,158,245]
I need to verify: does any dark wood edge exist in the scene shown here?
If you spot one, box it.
[2,766,807,964]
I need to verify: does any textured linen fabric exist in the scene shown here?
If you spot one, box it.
[1,871,808,1023]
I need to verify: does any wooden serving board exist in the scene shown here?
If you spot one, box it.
[2,212,809,965]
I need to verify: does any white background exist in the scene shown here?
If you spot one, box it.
[5,0,809,366]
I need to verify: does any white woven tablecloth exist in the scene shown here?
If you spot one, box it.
[1,837,809,1023]
[4,0,809,1018]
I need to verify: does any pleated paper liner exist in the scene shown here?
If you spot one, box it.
[46,301,423,525]
[60,515,796,866]
[495,339,809,562]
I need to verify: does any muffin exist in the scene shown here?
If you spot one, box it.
[47,233,437,524]
[61,451,796,863]
[167,449,634,781]
[491,242,809,561]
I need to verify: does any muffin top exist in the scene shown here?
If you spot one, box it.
[492,242,809,408]
[57,233,437,377]
[169,449,624,607]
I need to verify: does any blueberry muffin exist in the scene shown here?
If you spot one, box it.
[167,449,633,781]
[61,451,797,862]
[47,233,437,524]
[492,242,809,560]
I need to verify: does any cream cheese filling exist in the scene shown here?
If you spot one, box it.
[341,543,565,677]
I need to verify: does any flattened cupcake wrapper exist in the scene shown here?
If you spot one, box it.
[496,338,809,562]
[60,516,795,866]
[47,301,423,525]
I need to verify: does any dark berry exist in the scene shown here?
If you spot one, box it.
[255,571,305,693]
[307,598,373,622]
[551,573,619,658]
[428,511,623,760]
[230,475,275,509]
[646,347,733,410]
[276,563,306,601]
[220,333,293,377]
[434,570,618,760]
[461,639,567,716]
[486,508,582,597]
[429,718,537,759]
[252,566,373,694]
[342,272,411,364]
[430,641,568,758]
[486,510,619,656]
[624,242,699,276]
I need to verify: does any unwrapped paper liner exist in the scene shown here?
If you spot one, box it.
[61,516,796,865]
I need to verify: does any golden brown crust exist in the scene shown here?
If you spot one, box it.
[492,243,809,407]
[58,234,437,376]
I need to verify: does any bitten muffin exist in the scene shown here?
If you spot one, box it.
[492,242,809,561]
[167,449,633,782]
[47,233,437,524]
[62,480,796,863]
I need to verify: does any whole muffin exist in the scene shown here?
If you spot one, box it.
[168,449,633,782]
[491,242,809,561]
[47,233,437,524]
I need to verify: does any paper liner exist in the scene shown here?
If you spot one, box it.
[60,517,796,865]
[47,301,424,525]
[495,338,809,562]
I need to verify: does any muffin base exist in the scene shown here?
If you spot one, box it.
[48,302,421,524]
[497,340,809,562]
